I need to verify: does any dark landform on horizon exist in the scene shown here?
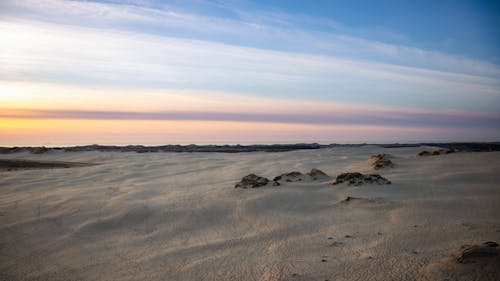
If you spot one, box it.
[1,142,499,154]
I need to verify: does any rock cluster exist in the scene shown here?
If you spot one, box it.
[332,172,391,186]
[236,170,391,188]
[235,168,330,188]
[273,169,329,184]
[369,154,394,170]
[456,241,499,263]
[418,149,456,157]
[234,174,270,188]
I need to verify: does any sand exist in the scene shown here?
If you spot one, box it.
[1,146,499,281]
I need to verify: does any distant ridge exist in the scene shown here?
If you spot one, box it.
[1,142,500,154]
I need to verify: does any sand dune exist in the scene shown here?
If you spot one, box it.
[1,146,499,280]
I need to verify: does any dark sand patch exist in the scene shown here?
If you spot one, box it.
[0,159,96,171]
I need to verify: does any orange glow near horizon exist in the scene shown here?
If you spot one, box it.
[1,117,487,146]
[2,82,499,145]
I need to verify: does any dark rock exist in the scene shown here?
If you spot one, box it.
[370,154,394,170]
[484,241,499,247]
[418,151,431,157]
[333,172,362,185]
[234,174,270,189]
[419,149,456,157]
[273,171,304,183]
[287,171,302,177]
[332,173,391,186]
[456,241,499,263]
[432,150,441,155]
[307,168,329,179]
[341,196,359,202]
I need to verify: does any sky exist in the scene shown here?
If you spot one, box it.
[1,0,499,145]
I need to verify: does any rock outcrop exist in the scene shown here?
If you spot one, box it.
[369,154,394,170]
[273,168,330,184]
[332,173,391,186]
[234,174,270,188]
[456,241,499,263]
[418,151,431,156]
[235,168,330,188]
[418,149,456,157]
[273,171,305,183]
[307,168,329,180]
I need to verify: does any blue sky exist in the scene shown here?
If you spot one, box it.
[250,0,500,60]
[84,0,500,62]
[0,0,499,144]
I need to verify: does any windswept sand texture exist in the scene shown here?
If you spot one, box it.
[1,146,499,281]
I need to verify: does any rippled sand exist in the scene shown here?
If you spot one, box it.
[1,146,499,280]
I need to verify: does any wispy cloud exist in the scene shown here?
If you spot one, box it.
[1,0,499,78]
[1,0,499,144]
[2,108,499,129]
[1,20,499,111]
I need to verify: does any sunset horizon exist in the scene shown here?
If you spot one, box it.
[1,0,499,145]
[2,2,500,281]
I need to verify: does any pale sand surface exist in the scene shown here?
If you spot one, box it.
[1,146,499,280]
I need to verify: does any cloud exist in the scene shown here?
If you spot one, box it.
[2,108,499,129]
[1,0,499,144]
[1,0,500,78]
[1,19,499,112]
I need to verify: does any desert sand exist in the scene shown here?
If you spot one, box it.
[1,146,499,281]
